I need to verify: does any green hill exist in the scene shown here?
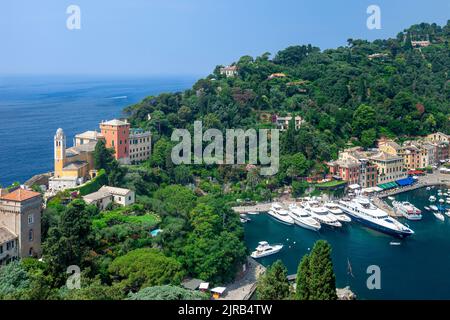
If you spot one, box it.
[125,21,450,174]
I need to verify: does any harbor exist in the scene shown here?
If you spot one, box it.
[243,184,450,299]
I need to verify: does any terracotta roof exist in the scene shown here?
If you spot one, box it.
[0,188,41,202]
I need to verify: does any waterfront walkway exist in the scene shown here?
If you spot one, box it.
[220,257,266,300]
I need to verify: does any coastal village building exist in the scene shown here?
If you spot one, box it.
[219,65,238,78]
[74,130,104,146]
[100,119,153,165]
[100,119,131,164]
[82,186,135,210]
[327,147,378,188]
[129,128,152,164]
[274,115,304,131]
[0,188,42,264]
[49,128,97,191]
[368,151,406,183]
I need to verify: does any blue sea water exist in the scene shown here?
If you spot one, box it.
[0,75,197,186]
[244,187,450,300]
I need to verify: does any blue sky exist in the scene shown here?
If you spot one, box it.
[1,0,448,76]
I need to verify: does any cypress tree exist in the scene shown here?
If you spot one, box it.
[256,260,290,300]
[308,240,337,300]
[295,254,311,300]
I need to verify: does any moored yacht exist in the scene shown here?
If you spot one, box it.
[251,241,283,259]
[337,197,414,238]
[288,204,321,231]
[392,201,422,220]
[324,202,352,223]
[268,203,295,225]
[303,201,342,227]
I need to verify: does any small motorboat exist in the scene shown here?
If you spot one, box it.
[247,211,259,215]
[424,206,431,211]
[430,205,439,211]
[433,212,445,221]
[429,196,436,202]
[426,187,431,191]
[250,241,283,259]
[240,214,251,223]
[390,241,401,246]
[388,196,395,201]
[439,198,445,204]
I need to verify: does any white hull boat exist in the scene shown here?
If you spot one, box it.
[392,201,422,220]
[433,212,445,221]
[251,241,283,258]
[268,203,295,225]
[303,202,342,227]
[324,202,351,223]
[288,204,321,231]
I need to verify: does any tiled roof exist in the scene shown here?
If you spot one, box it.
[75,130,103,140]
[63,161,89,170]
[100,119,128,126]
[99,186,132,196]
[0,188,41,202]
[66,141,97,156]
[0,227,17,244]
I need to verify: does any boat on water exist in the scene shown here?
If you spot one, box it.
[303,201,342,227]
[429,196,436,202]
[247,211,259,215]
[324,202,352,222]
[392,201,422,220]
[337,197,414,238]
[439,198,445,204]
[288,204,321,231]
[388,196,395,201]
[424,206,430,211]
[429,205,439,211]
[240,214,251,223]
[426,187,431,191]
[433,212,445,221]
[250,241,283,259]
[390,241,401,246]
[268,203,295,225]
[445,209,450,218]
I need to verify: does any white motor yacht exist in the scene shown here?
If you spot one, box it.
[392,201,422,220]
[268,203,295,225]
[303,201,342,227]
[288,204,321,231]
[324,202,352,223]
[250,241,283,259]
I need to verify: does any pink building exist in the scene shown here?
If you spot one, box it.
[100,119,130,164]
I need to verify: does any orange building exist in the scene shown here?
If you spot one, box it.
[100,119,130,164]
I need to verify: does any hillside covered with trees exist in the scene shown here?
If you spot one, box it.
[125,21,449,181]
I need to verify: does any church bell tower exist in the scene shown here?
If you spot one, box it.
[54,128,66,178]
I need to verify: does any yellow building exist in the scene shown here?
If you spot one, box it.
[49,128,97,191]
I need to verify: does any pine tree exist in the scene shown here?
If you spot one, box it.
[256,260,290,300]
[308,240,337,300]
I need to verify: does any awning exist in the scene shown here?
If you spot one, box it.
[348,184,360,190]
[396,177,414,187]
[377,182,398,190]
[211,287,227,294]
